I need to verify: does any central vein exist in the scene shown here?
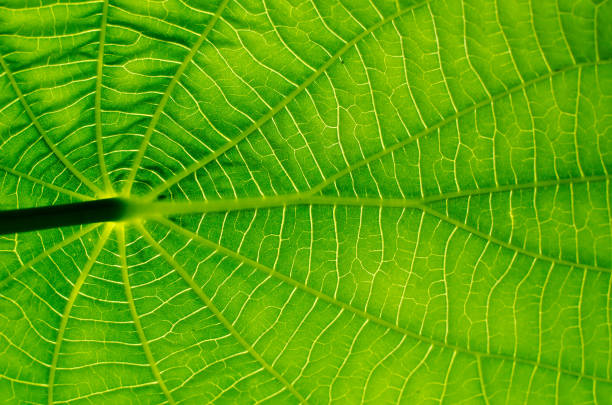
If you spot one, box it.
[2,171,607,234]
[0,195,419,235]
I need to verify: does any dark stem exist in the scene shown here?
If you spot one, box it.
[0,198,129,235]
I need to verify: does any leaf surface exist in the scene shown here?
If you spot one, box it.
[0,0,611,403]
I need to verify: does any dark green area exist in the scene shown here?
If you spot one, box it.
[0,198,129,234]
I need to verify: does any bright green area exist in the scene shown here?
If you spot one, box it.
[0,0,611,403]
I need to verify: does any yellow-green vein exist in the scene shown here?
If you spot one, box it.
[135,223,308,404]
[0,55,105,197]
[144,0,433,201]
[47,224,112,405]
[419,204,608,273]
[0,162,92,201]
[131,174,609,218]
[122,0,231,195]
[94,0,113,194]
[304,61,610,197]
[476,355,491,405]
[154,217,612,384]
[0,223,101,291]
[0,374,48,388]
[116,225,176,405]
[128,175,609,273]
[143,6,603,202]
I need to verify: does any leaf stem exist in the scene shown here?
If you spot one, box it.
[0,198,128,235]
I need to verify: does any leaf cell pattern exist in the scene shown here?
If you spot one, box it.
[0,0,611,403]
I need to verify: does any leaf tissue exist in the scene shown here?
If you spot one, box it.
[0,0,610,403]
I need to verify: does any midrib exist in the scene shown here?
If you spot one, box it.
[0,173,607,234]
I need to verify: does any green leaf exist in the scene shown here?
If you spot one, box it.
[0,0,611,403]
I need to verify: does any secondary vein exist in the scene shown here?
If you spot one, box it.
[156,217,612,385]
[0,224,101,290]
[47,224,112,405]
[117,225,176,405]
[144,0,432,200]
[0,162,92,201]
[121,0,231,196]
[0,55,104,197]
[94,0,113,193]
[136,223,308,404]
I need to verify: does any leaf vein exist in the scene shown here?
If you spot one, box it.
[136,223,308,404]
[156,217,612,384]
